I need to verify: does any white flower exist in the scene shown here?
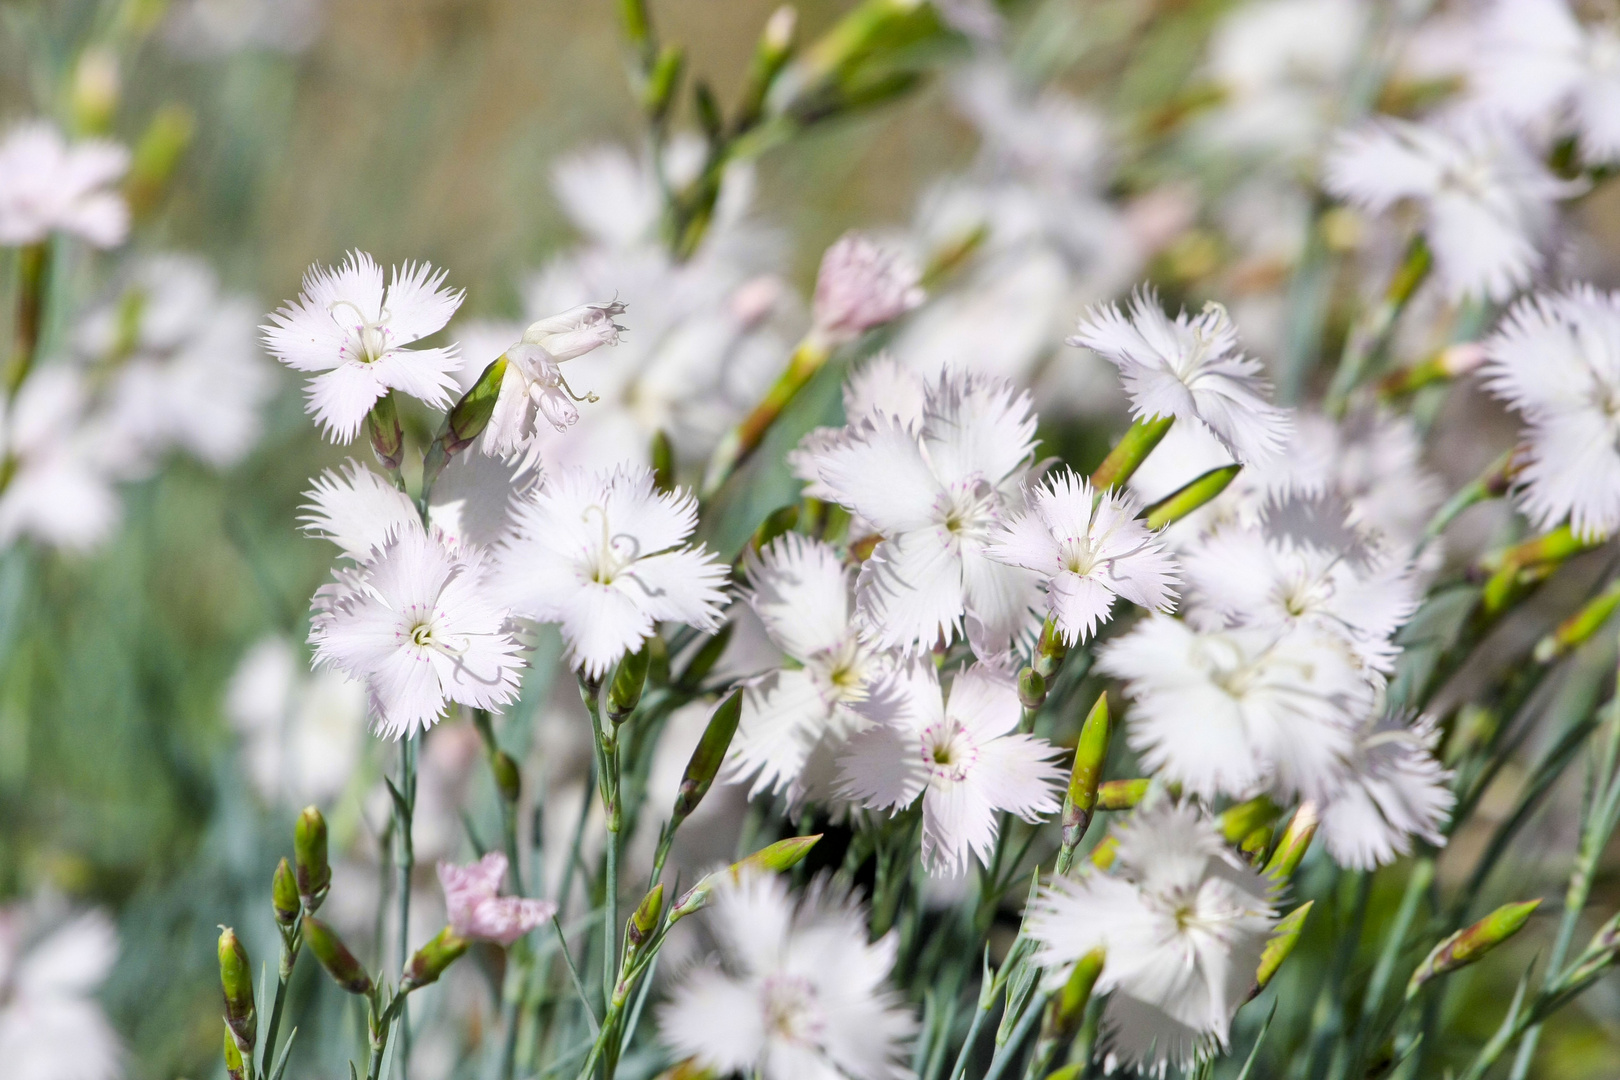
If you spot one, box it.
[787,354,927,501]
[988,469,1180,645]
[807,371,1042,655]
[302,453,521,562]
[1025,802,1276,1078]
[481,301,626,459]
[658,870,916,1080]
[1181,506,1420,673]
[226,635,365,806]
[0,904,123,1080]
[496,465,729,679]
[1481,285,1620,538]
[1323,116,1575,302]
[1472,0,1620,162]
[262,251,464,442]
[0,121,129,248]
[1099,615,1373,802]
[1319,712,1453,870]
[0,368,120,552]
[310,521,523,739]
[811,233,924,345]
[839,662,1064,876]
[1068,288,1290,463]
[725,535,891,805]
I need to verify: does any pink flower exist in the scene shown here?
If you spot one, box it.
[436,852,556,946]
[811,233,924,344]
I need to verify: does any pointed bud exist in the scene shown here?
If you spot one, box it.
[1060,694,1110,857]
[811,233,924,344]
[401,926,470,992]
[644,45,686,125]
[673,689,745,824]
[627,883,665,953]
[609,644,651,726]
[218,927,256,1051]
[1536,578,1620,663]
[294,807,331,910]
[676,624,733,689]
[366,393,405,472]
[1240,825,1273,864]
[650,430,676,494]
[1088,415,1174,492]
[1043,947,1104,1043]
[490,750,521,805]
[736,6,797,131]
[272,857,300,926]
[1264,801,1319,882]
[1219,795,1283,844]
[1018,667,1046,712]
[671,836,823,922]
[1035,616,1067,677]
[1254,901,1313,995]
[1408,900,1540,999]
[1096,778,1147,811]
[223,1023,246,1080]
[304,916,373,995]
[1142,464,1242,530]
[442,355,508,455]
[126,104,194,219]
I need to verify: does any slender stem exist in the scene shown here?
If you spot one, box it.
[1302,871,1370,1080]
[395,734,418,1080]
[1342,856,1434,1076]
[259,925,303,1076]
[981,991,1047,1080]
[5,242,49,399]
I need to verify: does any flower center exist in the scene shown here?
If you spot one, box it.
[410,621,435,647]
[921,721,977,783]
[1059,535,1100,576]
[330,299,392,364]
[761,974,823,1045]
[937,481,998,541]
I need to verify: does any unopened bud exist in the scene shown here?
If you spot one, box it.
[1264,801,1319,882]
[1018,668,1046,712]
[644,45,686,125]
[811,233,924,344]
[736,6,798,131]
[444,355,508,454]
[650,430,676,494]
[676,624,733,689]
[1043,947,1104,1043]
[1060,694,1110,856]
[272,857,300,926]
[126,104,194,219]
[1087,415,1173,493]
[609,644,651,725]
[1142,464,1242,531]
[1219,794,1282,844]
[1096,778,1147,811]
[1240,825,1273,864]
[1536,578,1620,663]
[304,916,373,995]
[71,47,120,135]
[402,926,469,991]
[672,836,823,922]
[1035,616,1067,676]
[490,750,521,805]
[673,688,744,823]
[366,393,404,472]
[294,806,331,910]
[1408,899,1540,999]
[1254,901,1313,995]
[627,883,665,952]
[218,927,256,1051]
[223,1023,246,1080]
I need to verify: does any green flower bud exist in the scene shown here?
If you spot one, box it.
[401,926,469,992]
[1407,900,1540,999]
[1096,778,1147,812]
[1090,415,1174,492]
[1043,947,1104,1043]
[1255,901,1313,994]
[272,857,300,926]
[672,688,744,824]
[672,835,822,922]
[1018,667,1046,712]
[1536,578,1620,663]
[366,392,405,472]
[126,104,194,219]
[627,883,665,953]
[650,430,677,494]
[304,916,373,996]
[443,355,508,455]
[643,45,686,125]
[609,643,651,725]
[217,926,256,1051]
[1060,694,1110,856]
[676,624,733,689]
[294,806,331,910]
[1035,616,1067,677]
[1263,801,1319,882]
[1142,464,1242,531]
[1218,795,1283,844]
[223,1022,246,1080]
[735,7,797,131]
[490,750,521,806]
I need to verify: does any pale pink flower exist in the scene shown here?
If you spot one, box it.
[0,121,129,248]
[438,852,556,945]
[812,233,924,345]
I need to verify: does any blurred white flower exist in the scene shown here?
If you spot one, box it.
[301,452,520,561]
[496,465,729,679]
[1319,711,1452,869]
[1323,116,1575,302]
[482,301,626,460]
[0,904,123,1080]
[840,662,1064,875]
[811,233,924,345]
[262,251,464,442]
[806,371,1041,655]
[310,521,523,739]
[0,121,128,248]
[226,635,365,807]
[1026,802,1276,1078]
[1069,288,1290,462]
[787,354,926,502]
[725,535,891,805]
[437,852,555,946]
[1482,285,1620,538]
[658,870,915,1080]
[1099,615,1373,802]
[1472,0,1620,162]
[988,468,1180,644]
[162,0,326,56]
[0,368,120,552]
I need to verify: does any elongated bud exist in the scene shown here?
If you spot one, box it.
[1043,947,1104,1043]
[1254,901,1313,995]
[443,355,508,455]
[671,835,822,922]
[218,927,256,1050]
[1219,795,1282,844]
[677,624,733,689]
[1035,616,1067,678]
[126,104,194,218]
[644,45,686,125]
[609,644,651,725]
[627,883,665,952]
[295,807,331,910]
[1240,825,1273,864]
[1089,415,1173,492]
[650,431,676,494]
[401,926,469,992]
[1536,578,1620,663]
[1060,694,1110,857]
[1097,778,1147,811]
[490,750,521,805]
[647,633,671,686]
[1264,801,1319,881]
[1142,464,1242,530]
[304,916,373,995]
[272,857,300,926]
[1407,900,1540,999]
[223,1023,246,1080]
[1018,667,1046,712]
[1045,1067,1083,1080]
[366,393,405,472]
[736,6,797,131]
[673,688,744,824]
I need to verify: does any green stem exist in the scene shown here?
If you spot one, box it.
[259,925,303,1076]
[1342,856,1435,1076]
[981,991,1047,1080]
[701,337,830,498]
[5,242,49,398]
[395,735,418,1080]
